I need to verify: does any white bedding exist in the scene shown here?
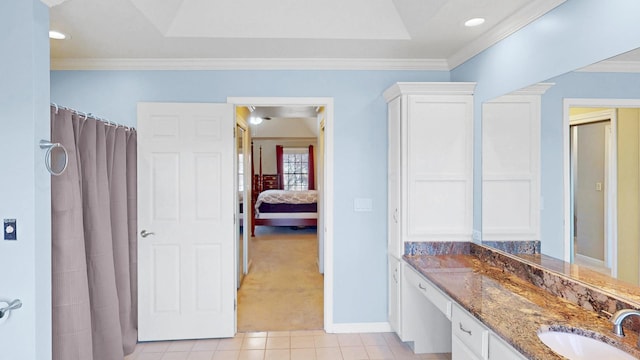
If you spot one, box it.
[254,189,318,215]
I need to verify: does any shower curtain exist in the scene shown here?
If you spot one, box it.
[50,106,138,360]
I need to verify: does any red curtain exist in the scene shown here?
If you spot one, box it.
[308,145,315,190]
[276,145,284,189]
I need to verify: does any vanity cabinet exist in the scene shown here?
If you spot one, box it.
[385,82,475,343]
[402,263,452,353]
[452,304,488,360]
[388,255,401,335]
[403,261,527,360]
[488,333,527,360]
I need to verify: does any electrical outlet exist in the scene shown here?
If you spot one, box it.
[4,219,16,241]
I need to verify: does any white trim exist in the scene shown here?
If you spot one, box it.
[328,322,393,334]
[574,253,609,272]
[383,82,476,101]
[510,83,555,96]
[448,0,567,69]
[51,58,449,71]
[604,122,613,276]
[227,96,335,332]
[577,61,640,73]
[569,109,618,125]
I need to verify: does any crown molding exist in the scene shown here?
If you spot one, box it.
[510,82,555,96]
[383,82,477,101]
[576,60,640,73]
[50,57,450,71]
[448,0,566,69]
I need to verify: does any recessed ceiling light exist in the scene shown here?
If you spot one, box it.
[464,18,485,27]
[49,30,67,40]
[249,117,263,125]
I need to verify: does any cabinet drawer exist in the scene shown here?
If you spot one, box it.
[453,334,482,360]
[403,265,452,318]
[488,333,526,360]
[452,304,488,359]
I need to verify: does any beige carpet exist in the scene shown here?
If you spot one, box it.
[237,227,323,332]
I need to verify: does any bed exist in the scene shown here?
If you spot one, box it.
[250,144,318,236]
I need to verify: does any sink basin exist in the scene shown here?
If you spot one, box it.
[537,330,636,360]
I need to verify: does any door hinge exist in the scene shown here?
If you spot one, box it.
[234,299,237,310]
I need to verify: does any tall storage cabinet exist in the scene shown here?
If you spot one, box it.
[384,82,476,343]
[482,83,552,241]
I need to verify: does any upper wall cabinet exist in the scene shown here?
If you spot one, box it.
[482,84,553,241]
[385,83,476,255]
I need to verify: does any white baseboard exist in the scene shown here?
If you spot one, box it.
[575,253,606,268]
[326,322,392,334]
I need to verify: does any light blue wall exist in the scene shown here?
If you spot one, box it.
[50,69,449,324]
[451,0,640,240]
[0,0,51,358]
[539,71,640,258]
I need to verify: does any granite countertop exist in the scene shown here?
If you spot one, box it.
[514,253,640,306]
[403,253,640,360]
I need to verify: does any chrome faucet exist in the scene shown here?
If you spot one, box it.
[611,309,640,339]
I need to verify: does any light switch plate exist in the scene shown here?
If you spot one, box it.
[354,198,373,212]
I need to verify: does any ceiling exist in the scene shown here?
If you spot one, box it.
[48,0,567,70]
[245,106,320,138]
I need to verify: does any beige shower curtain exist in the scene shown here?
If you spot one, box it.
[51,106,137,360]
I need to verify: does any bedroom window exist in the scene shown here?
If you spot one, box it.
[283,148,309,191]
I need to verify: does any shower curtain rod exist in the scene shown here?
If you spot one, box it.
[50,103,135,131]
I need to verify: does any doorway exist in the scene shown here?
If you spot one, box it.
[569,111,613,274]
[564,99,640,284]
[229,97,334,332]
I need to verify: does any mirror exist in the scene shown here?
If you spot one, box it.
[481,48,640,291]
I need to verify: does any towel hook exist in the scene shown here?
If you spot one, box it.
[39,140,68,176]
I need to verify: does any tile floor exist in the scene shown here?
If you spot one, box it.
[124,330,451,360]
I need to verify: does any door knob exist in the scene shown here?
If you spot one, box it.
[140,230,155,238]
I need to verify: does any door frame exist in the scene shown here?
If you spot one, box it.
[563,98,640,273]
[227,96,335,331]
[235,116,250,288]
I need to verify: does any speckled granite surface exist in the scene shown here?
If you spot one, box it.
[471,244,640,334]
[481,240,540,255]
[403,249,640,360]
[404,241,470,256]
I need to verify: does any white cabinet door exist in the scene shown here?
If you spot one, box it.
[388,97,402,258]
[453,335,482,360]
[388,255,401,334]
[482,85,551,241]
[405,95,473,241]
[489,333,527,360]
[138,102,236,341]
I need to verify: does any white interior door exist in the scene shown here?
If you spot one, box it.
[138,102,235,341]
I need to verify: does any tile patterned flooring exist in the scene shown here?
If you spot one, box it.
[124,331,451,360]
